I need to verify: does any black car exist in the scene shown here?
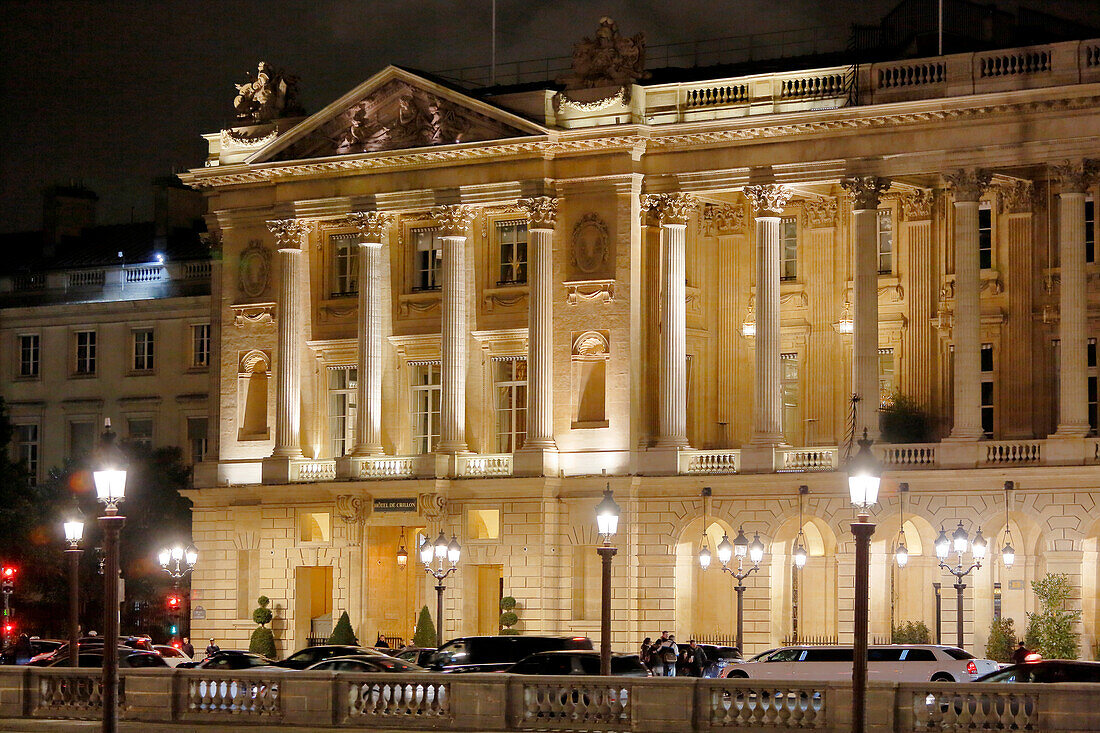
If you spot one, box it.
[273,645,385,670]
[426,635,593,673]
[507,651,650,677]
[975,660,1100,683]
[44,648,168,668]
[306,655,425,672]
[178,650,276,670]
[1,638,63,665]
[393,646,436,667]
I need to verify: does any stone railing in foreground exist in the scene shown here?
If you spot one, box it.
[3,668,1100,732]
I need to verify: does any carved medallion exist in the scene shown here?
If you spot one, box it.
[238,241,271,299]
[571,214,610,275]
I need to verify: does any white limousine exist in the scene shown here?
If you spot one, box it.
[720,645,999,683]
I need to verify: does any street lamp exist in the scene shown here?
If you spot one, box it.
[93,419,127,733]
[159,544,197,642]
[792,486,809,644]
[595,485,620,676]
[1000,481,1015,568]
[936,520,986,649]
[421,529,460,648]
[62,507,85,667]
[848,428,880,733]
[702,523,765,654]
[895,483,910,568]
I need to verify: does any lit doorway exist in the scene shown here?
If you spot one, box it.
[476,565,504,636]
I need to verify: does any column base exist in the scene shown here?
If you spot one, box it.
[1044,435,1087,465]
[261,456,294,484]
[1054,423,1091,438]
[436,441,469,455]
[636,446,683,475]
[740,442,783,473]
[513,447,559,477]
[935,439,979,469]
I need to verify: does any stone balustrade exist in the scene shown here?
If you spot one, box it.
[2,668,1098,732]
[0,259,211,300]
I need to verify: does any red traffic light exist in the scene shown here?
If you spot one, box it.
[2,622,14,635]
[1,567,15,579]
[167,595,181,609]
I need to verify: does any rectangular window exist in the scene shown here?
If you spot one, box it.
[494,358,527,453]
[13,424,38,485]
[780,217,797,280]
[331,233,358,296]
[191,324,211,368]
[132,329,154,371]
[328,367,358,457]
[187,416,209,464]
[19,334,40,378]
[1089,338,1097,434]
[412,228,442,291]
[781,352,800,445]
[877,209,893,274]
[69,420,95,457]
[410,362,441,454]
[496,220,528,284]
[981,343,994,438]
[978,203,993,270]
[75,330,96,375]
[1087,197,1095,265]
[879,348,895,407]
[128,418,154,448]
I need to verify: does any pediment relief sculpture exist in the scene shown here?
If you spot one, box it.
[233,62,304,124]
[557,17,648,90]
[276,80,529,160]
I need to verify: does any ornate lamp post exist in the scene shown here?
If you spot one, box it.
[895,483,910,568]
[93,419,127,733]
[702,524,765,654]
[792,486,809,644]
[848,428,881,733]
[62,509,85,667]
[159,544,197,641]
[935,520,987,649]
[595,485,620,676]
[1000,481,1015,568]
[420,530,460,648]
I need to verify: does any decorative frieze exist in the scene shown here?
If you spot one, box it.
[802,198,838,228]
[564,279,616,305]
[945,168,992,202]
[840,176,891,210]
[901,190,934,220]
[519,197,559,230]
[700,203,746,235]
[743,184,793,216]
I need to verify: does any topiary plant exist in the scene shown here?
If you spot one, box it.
[328,610,357,646]
[986,617,1017,663]
[412,605,436,648]
[891,620,931,644]
[499,595,520,635]
[249,595,277,658]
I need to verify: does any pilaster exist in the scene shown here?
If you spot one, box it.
[901,191,935,410]
[351,212,390,457]
[1054,161,1094,437]
[435,205,476,455]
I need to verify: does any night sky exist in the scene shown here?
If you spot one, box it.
[1,0,1095,233]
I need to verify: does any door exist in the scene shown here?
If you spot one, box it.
[477,565,504,636]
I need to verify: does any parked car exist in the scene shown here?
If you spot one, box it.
[975,660,1100,683]
[273,645,386,670]
[1,638,63,665]
[154,644,193,667]
[507,651,650,677]
[393,646,436,667]
[28,636,157,666]
[426,636,593,673]
[306,655,426,672]
[721,644,998,682]
[699,645,743,678]
[178,650,276,670]
[44,648,168,668]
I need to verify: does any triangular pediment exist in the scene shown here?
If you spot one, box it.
[253,67,546,163]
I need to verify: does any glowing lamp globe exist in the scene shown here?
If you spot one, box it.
[716,534,733,565]
[447,536,461,564]
[748,533,765,564]
[595,488,620,539]
[698,545,712,570]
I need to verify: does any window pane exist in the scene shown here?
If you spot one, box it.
[877,209,892,274]
[780,218,797,280]
[497,221,528,284]
[192,324,211,368]
[978,206,992,270]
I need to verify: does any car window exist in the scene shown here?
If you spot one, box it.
[943,648,974,660]
[430,639,467,666]
[286,649,314,664]
[396,649,419,663]
[127,653,166,668]
[370,657,419,672]
[869,649,904,662]
[244,655,271,667]
[208,657,231,669]
[767,649,804,662]
[982,668,1029,683]
[804,649,852,662]
[902,649,936,662]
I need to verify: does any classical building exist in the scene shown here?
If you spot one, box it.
[0,181,212,485]
[179,18,1100,657]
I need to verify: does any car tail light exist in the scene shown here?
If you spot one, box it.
[571,637,587,641]
[1025,653,1042,663]
[966,661,977,676]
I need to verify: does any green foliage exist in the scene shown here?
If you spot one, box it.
[249,626,276,658]
[252,596,273,626]
[499,611,518,628]
[500,596,517,611]
[412,606,436,648]
[499,594,520,634]
[328,610,357,645]
[879,392,934,444]
[891,620,932,644]
[500,628,520,635]
[986,617,1017,663]
[1025,572,1081,659]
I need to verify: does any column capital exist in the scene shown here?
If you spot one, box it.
[945,168,992,202]
[1052,160,1096,194]
[266,218,313,250]
[640,192,697,225]
[840,176,892,210]
[348,211,392,243]
[743,184,793,217]
[519,196,559,230]
[999,180,1036,214]
[901,190,934,221]
[432,204,477,237]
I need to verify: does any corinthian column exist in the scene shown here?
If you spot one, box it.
[267,218,311,458]
[643,192,697,449]
[946,169,991,440]
[518,197,558,456]
[744,184,794,446]
[435,205,476,454]
[350,211,391,455]
[1054,161,1094,436]
[841,176,891,441]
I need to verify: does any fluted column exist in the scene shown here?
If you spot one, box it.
[350,212,391,455]
[435,205,476,454]
[518,197,558,452]
[946,169,991,440]
[1054,161,1094,436]
[842,177,891,441]
[744,184,794,446]
[643,192,697,449]
[268,218,311,458]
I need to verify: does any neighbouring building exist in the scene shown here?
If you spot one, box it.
[178,7,1100,657]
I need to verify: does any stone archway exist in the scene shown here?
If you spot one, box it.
[770,516,839,645]
[674,516,740,643]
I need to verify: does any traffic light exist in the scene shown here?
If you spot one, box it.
[167,594,181,610]
[169,624,178,635]
[2,622,14,636]
[0,566,15,592]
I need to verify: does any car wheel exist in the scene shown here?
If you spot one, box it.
[726,670,748,679]
[930,673,954,682]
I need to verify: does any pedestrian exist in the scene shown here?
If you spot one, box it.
[375,634,390,648]
[685,639,709,677]
[181,636,194,658]
[661,634,680,677]
[639,637,653,669]
[13,634,33,665]
[205,638,220,657]
[1011,641,1029,665]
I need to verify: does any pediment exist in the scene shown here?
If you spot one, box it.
[255,67,545,163]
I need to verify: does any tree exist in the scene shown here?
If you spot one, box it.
[412,605,436,648]
[891,620,931,644]
[328,610,357,645]
[1025,573,1081,660]
[249,596,277,658]
[499,595,519,635]
[986,617,1017,663]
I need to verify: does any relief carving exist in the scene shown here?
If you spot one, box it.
[231,303,276,328]
[238,241,271,298]
[700,203,746,235]
[945,168,992,202]
[571,213,611,276]
[233,62,304,124]
[348,211,392,242]
[802,198,838,228]
[419,493,447,523]
[901,190,934,221]
[432,204,477,237]
[266,219,312,250]
[999,181,1036,214]
[1052,160,1095,194]
[519,197,559,230]
[557,17,648,90]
